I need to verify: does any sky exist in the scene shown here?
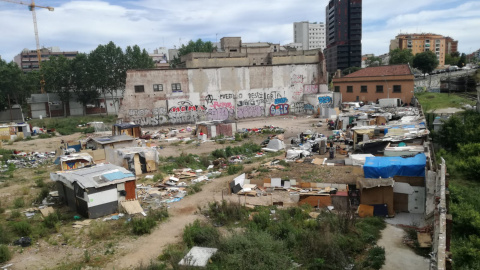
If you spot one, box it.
[1,0,479,62]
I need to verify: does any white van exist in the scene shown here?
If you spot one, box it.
[378,98,404,107]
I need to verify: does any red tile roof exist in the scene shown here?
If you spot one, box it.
[343,64,412,78]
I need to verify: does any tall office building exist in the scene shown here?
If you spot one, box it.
[293,21,326,51]
[324,0,362,74]
[13,47,78,72]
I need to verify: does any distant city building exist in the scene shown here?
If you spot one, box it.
[13,47,78,72]
[390,33,458,67]
[324,0,362,74]
[283,43,303,51]
[178,37,322,68]
[293,21,326,51]
[149,47,169,69]
[168,49,179,63]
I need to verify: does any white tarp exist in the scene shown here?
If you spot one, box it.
[262,139,285,152]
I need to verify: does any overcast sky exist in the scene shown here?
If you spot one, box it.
[1,0,479,62]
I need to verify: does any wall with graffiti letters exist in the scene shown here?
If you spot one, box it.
[118,63,328,126]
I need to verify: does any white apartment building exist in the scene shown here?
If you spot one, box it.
[293,21,326,51]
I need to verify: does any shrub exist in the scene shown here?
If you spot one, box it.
[158,244,186,268]
[13,197,25,209]
[36,187,50,203]
[0,245,11,264]
[183,220,220,248]
[148,208,169,222]
[205,200,248,226]
[11,221,32,236]
[88,221,112,239]
[35,177,45,187]
[131,217,156,235]
[362,246,386,270]
[227,164,244,175]
[234,133,243,141]
[38,133,53,139]
[43,211,61,229]
[187,182,203,195]
[0,225,11,244]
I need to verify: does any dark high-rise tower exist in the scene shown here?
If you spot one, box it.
[324,0,362,74]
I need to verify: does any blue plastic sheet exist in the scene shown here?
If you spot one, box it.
[363,153,426,178]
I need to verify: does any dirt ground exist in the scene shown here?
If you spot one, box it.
[2,115,421,269]
[377,224,430,270]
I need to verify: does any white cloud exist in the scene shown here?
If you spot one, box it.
[0,0,479,62]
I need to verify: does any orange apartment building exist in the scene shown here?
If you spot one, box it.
[332,64,415,104]
[390,33,458,67]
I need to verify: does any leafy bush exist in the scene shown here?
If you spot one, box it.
[361,246,386,269]
[0,225,11,244]
[0,245,11,263]
[88,221,112,239]
[183,220,220,248]
[204,200,248,226]
[10,221,32,236]
[187,182,203,195]
[158,244,186,269]
[131,217,156,235]
[38,133,53,139]
[43,211,62,229]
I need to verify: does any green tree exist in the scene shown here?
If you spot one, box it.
[389,48,414,65]
[88,41,125,115]
[70,53,99,115]
[0,60,39,113]
[42,55,73,117]
[171,39,215,68]
[458,53,467,68]
[365,56,382,67]
[124,45,155,70]
[445,53,459,65]
[435,110,480,152]
[412,50,439,76]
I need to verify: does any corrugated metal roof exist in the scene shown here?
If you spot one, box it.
[50,163,135,189]
[90,134,134,144]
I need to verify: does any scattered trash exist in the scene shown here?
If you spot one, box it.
[13,237,32,247]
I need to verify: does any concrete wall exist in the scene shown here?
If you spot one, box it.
[119,63,328,126]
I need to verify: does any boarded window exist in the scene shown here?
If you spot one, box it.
[393,85,401,93]
[134,85,145,93]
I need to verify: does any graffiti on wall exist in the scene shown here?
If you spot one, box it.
[270,104,289,116]
[237,105,263,119]
[207,108,233,121]
[290,102,305,114]
[274,97,288,105]
[318,95,333,108]
[291,74,304,84]
[304,84,318,94]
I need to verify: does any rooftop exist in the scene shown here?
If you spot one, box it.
[343,64,412,78]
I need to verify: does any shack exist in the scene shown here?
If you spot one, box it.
[357,177,395,217]
[85,134,136,150]
[195,121,237,139]
[106,147,159,176]
[0,123,31,141]
[51,164,136,218]
[112,123,142,137]
[54,153,94,171]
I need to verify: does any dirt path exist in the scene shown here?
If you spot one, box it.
[377,224,430,270]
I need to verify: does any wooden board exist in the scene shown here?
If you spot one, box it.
[120,200,143,215]
[124,180,136,200]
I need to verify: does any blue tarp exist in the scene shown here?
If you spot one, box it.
[103,171,135,181]
[363,153,426,178]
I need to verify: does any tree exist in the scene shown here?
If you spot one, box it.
[124,45,155,70]
[88,41,125,115]
[170,39,215,68]
[70,53,99,115]
[42,55,73,117]
[389,48,414,65]
[445,53,459,65]
[365,56,382,67]
[412,50,439,76]
[458,53,467,68]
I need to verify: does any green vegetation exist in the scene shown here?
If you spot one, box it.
[130,208,169,235]
[413,50,439,75]
[159,202,385,269]
[29,115,117,135]
[416,92,474,112]
[389,48,414,66]
[429,108,480,269]
[0,244,11,264]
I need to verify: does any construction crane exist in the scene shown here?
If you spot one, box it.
[1,0,54,93]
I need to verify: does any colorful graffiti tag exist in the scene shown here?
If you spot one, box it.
[270,104,289,116]
[237,105,263,119]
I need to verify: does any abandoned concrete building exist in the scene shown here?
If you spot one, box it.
[118,40,342,126]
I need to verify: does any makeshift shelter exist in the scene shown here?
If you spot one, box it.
[363,153,426,178]
[112,123,142,137]
[262,139,285,152]
[85,134,135,150]
[392,176,425,214]
[357,178,395,217]
[195,121,237,139]
[54,153,94,171]
[107,147,159,176]
[51,164,136,218]
[0,123,31,141]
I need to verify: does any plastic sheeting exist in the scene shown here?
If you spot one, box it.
[363,153,426,178]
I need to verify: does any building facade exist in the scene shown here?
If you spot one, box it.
[324,0,362,74]
[293,21,326,51]
[332,64,414,104]
[390,33,458,67]
[117,52,331,126]
[13,47,78,72]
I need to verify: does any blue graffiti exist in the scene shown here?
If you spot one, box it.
[270,104,289,116]
[318,96,332,104]
[304,104,314,110]
[274,97,288,105]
